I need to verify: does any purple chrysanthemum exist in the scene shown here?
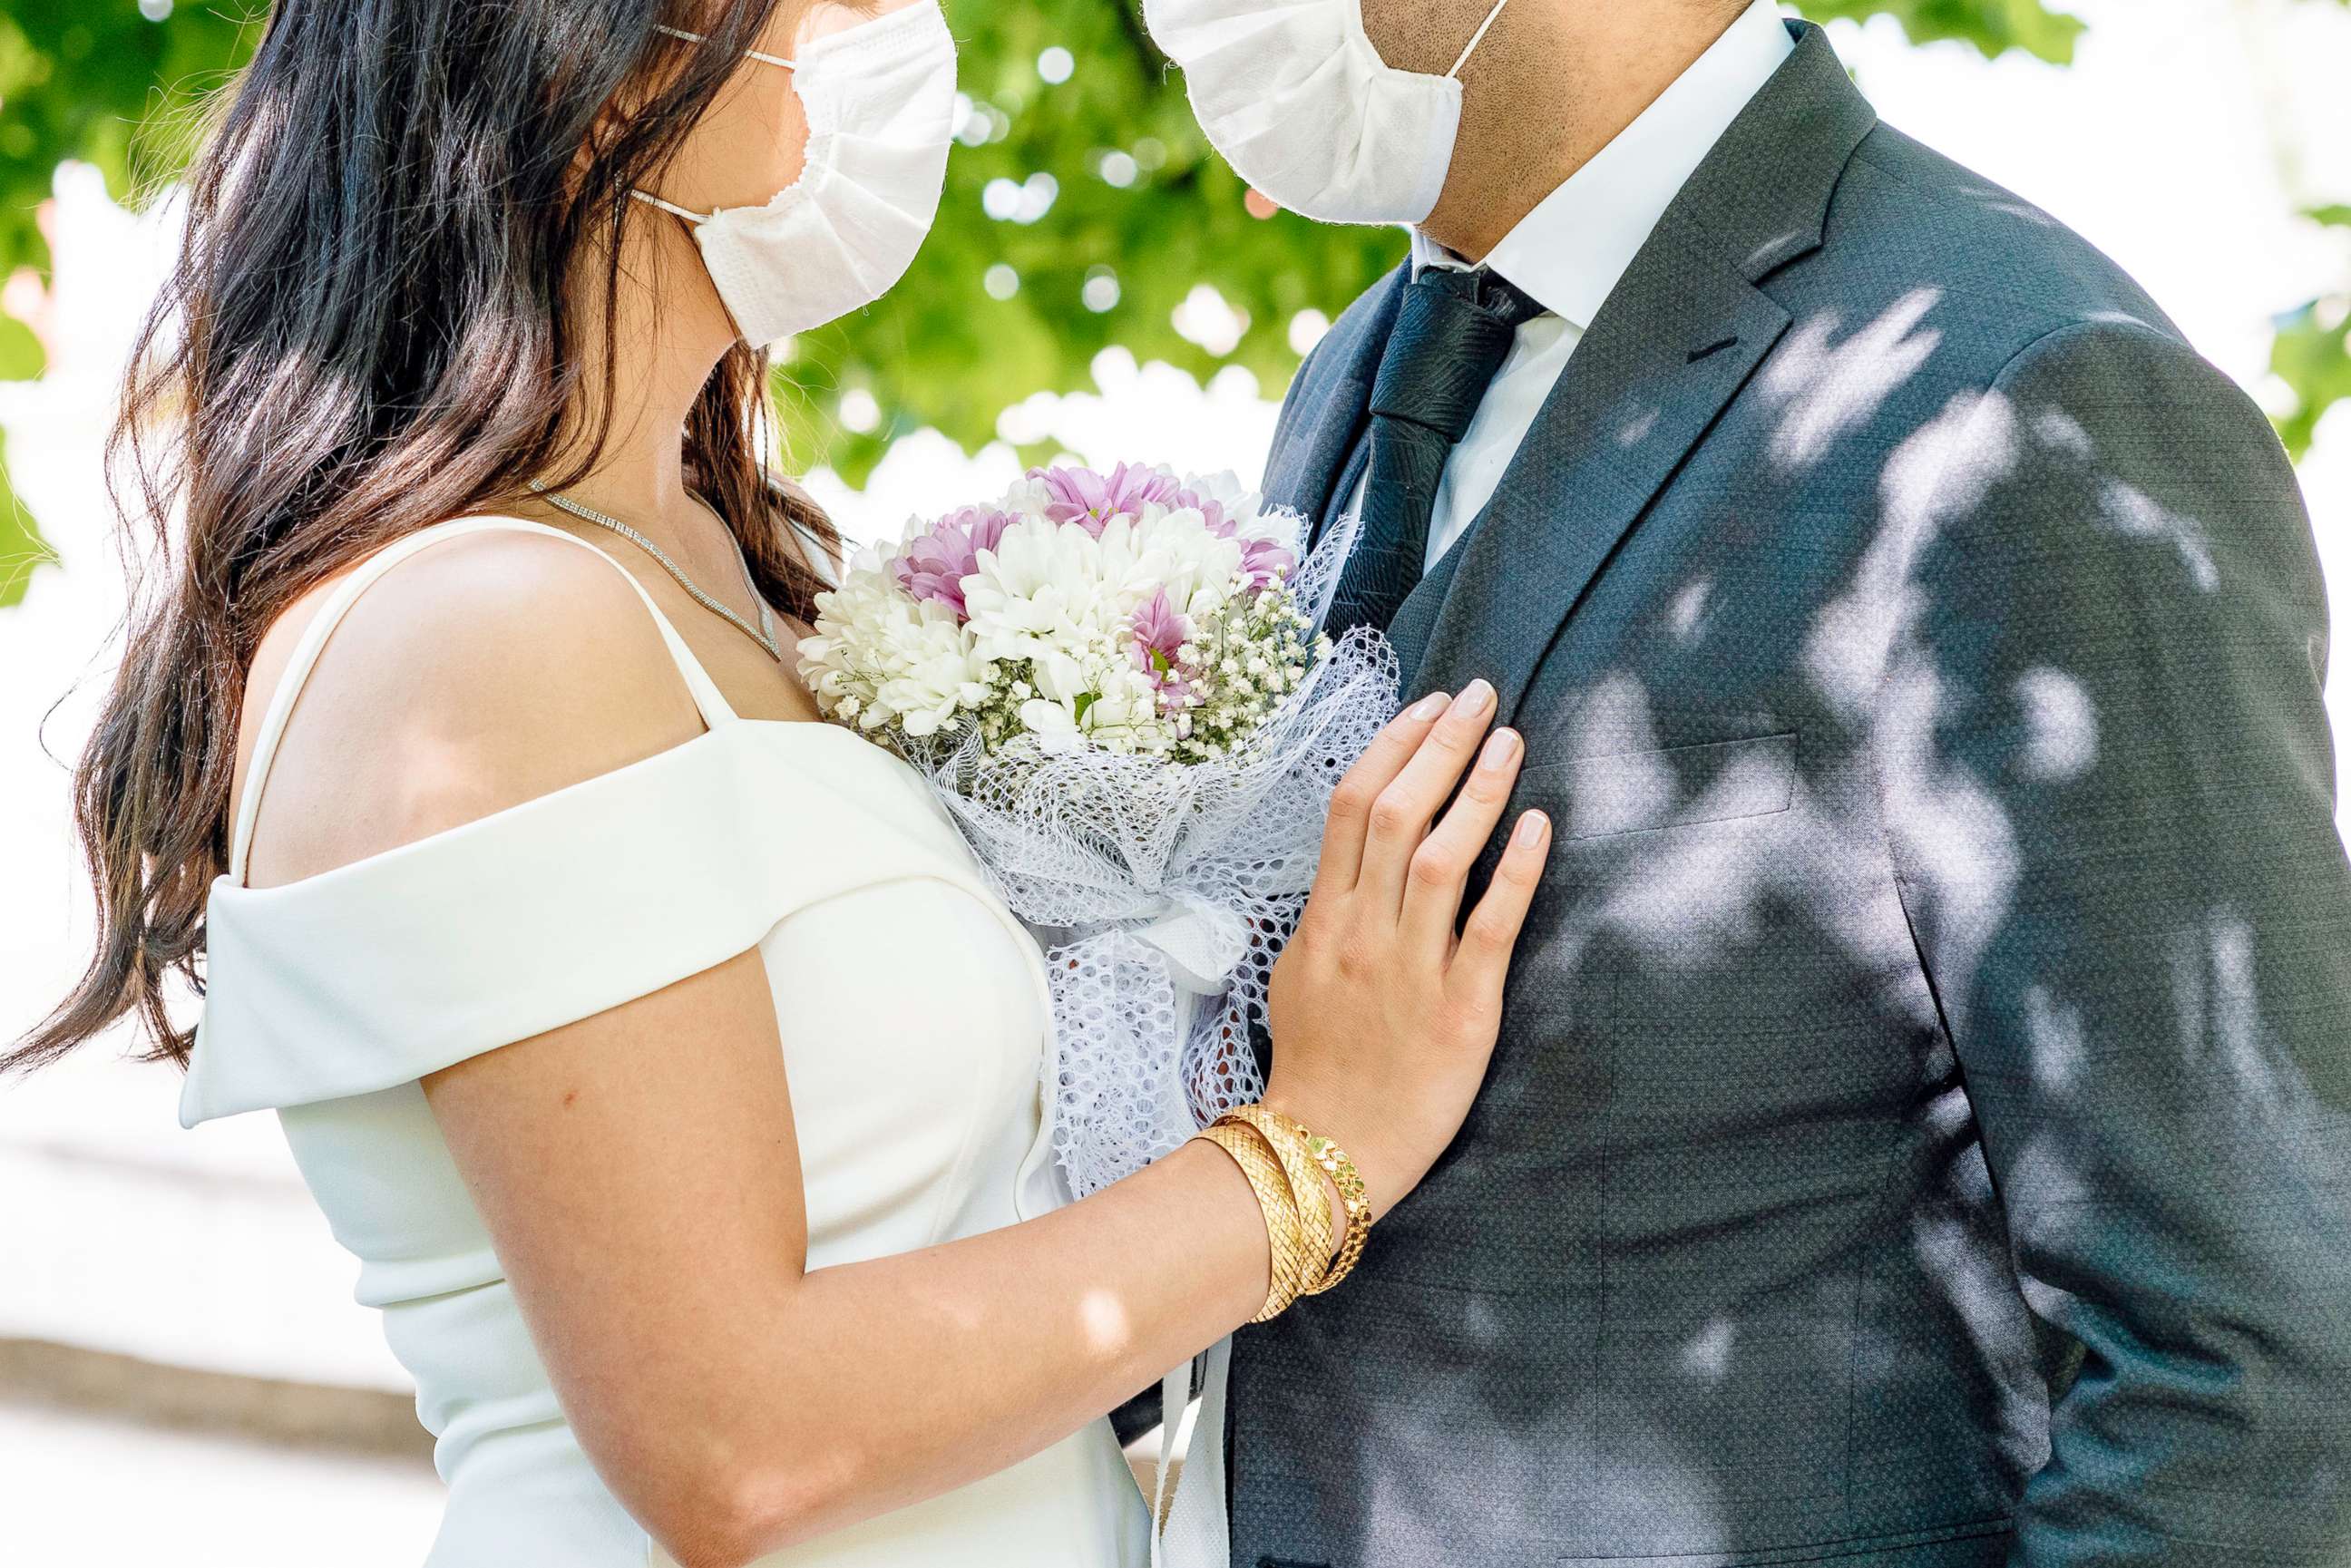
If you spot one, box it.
[1171,484,1232,536]
[1128,587,1195,712]
[893,505,1011,619]
[1234,536,1296,590]
[1032,462,1182,537]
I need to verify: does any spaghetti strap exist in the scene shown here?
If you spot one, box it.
[229,517,743,885]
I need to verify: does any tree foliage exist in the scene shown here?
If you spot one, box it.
[0,0,251,294]
[777,0,1405,481]
[0,428,54,608]
[1800,0,2083,62]
[2271,205,2351,459]
[0,0,2341,589]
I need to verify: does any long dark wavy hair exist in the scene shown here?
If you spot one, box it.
[9,0,841,1073]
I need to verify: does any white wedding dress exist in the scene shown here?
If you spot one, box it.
[179,517,1154,1567]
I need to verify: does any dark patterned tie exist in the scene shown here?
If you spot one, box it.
[1326,266,1547,638]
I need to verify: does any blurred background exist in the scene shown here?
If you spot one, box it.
[2,0,2347,1560]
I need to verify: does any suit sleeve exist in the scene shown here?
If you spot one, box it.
[1873,319,2351,1563]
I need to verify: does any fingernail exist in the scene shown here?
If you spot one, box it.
[1516,812,1550,846]
[1455,678,1496,716]
[1478,729,1521,771]
[1410,692,1450,721]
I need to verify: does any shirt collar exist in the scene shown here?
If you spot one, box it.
[1412,0,1796,328]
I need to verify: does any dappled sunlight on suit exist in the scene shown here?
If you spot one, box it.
[1234,17,2351,1568]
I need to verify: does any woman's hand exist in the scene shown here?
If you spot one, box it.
[1263,677,1551,1220]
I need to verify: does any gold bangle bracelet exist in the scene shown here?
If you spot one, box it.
[1297,1129,1371,1294]
[1217,1106,1337,1293]
[1225,1105,1371,1296]
[1197,1124,1308,1322]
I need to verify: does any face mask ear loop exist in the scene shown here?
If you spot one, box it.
[652,22,797,68]
[1446,0,1512,80]
[633,24,798,222]
[630,189,711,223]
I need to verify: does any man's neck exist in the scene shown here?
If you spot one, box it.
[1420,4,1756,263]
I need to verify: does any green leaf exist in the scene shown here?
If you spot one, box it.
[0,316,43,381]
[1792,0,2088,63]
[0,430,59,609]
[2269,300,2351,461]
[24,0,2332,523]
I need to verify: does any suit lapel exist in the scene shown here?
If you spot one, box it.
[1400,241,1790,708]
[1399,23,1878,719]
[1262,269,1406,547]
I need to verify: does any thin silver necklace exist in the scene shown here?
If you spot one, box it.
[528,482,781,662]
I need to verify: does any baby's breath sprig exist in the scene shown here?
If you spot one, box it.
[1170,573,1327,765]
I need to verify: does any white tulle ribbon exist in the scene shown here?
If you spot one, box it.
[1025,898,1254,1195]
[1131,894,1252,995]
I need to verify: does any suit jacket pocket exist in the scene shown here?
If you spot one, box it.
[1520,731,1798,842]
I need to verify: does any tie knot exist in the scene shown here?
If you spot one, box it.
[1420,263,1546,324]
[1368,267,1547,443]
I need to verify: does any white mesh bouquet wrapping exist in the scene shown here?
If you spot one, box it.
[798,463,1396,1196]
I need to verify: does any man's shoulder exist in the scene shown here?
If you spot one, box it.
[1820,122,2183,359]
[1834,127,2278,437]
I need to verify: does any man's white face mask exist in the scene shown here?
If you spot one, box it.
[634,0,958,348]
[1142,0,1510,227]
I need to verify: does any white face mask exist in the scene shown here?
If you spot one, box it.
[1143,0,1509,227]
[635,0,958,348]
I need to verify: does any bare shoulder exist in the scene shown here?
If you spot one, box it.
[237,522,707,888]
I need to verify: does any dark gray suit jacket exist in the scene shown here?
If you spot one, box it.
[1232,23,2351,1568]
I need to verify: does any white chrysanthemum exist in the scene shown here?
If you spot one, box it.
[1119,507,1247,622]
[996,470,1058,521]
[956,515,1200,754]
[798,550,993,739]
[1195,471,1273,531]
[961,514,1134,680]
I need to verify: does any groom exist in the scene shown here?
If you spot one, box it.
[1148,0,2351,1563]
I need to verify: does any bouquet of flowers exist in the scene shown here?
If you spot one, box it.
[798,463,1397,1196]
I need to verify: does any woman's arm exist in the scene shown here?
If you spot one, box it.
[428,977,1275,1563]
[245,530,1546,1566]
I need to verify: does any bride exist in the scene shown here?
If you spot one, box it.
[12,1,1553,1563]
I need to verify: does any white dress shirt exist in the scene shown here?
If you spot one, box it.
[1347,0,1795,572]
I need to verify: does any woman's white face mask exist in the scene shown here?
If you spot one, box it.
[635,0,958,348]
[1142,0,1510,227]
